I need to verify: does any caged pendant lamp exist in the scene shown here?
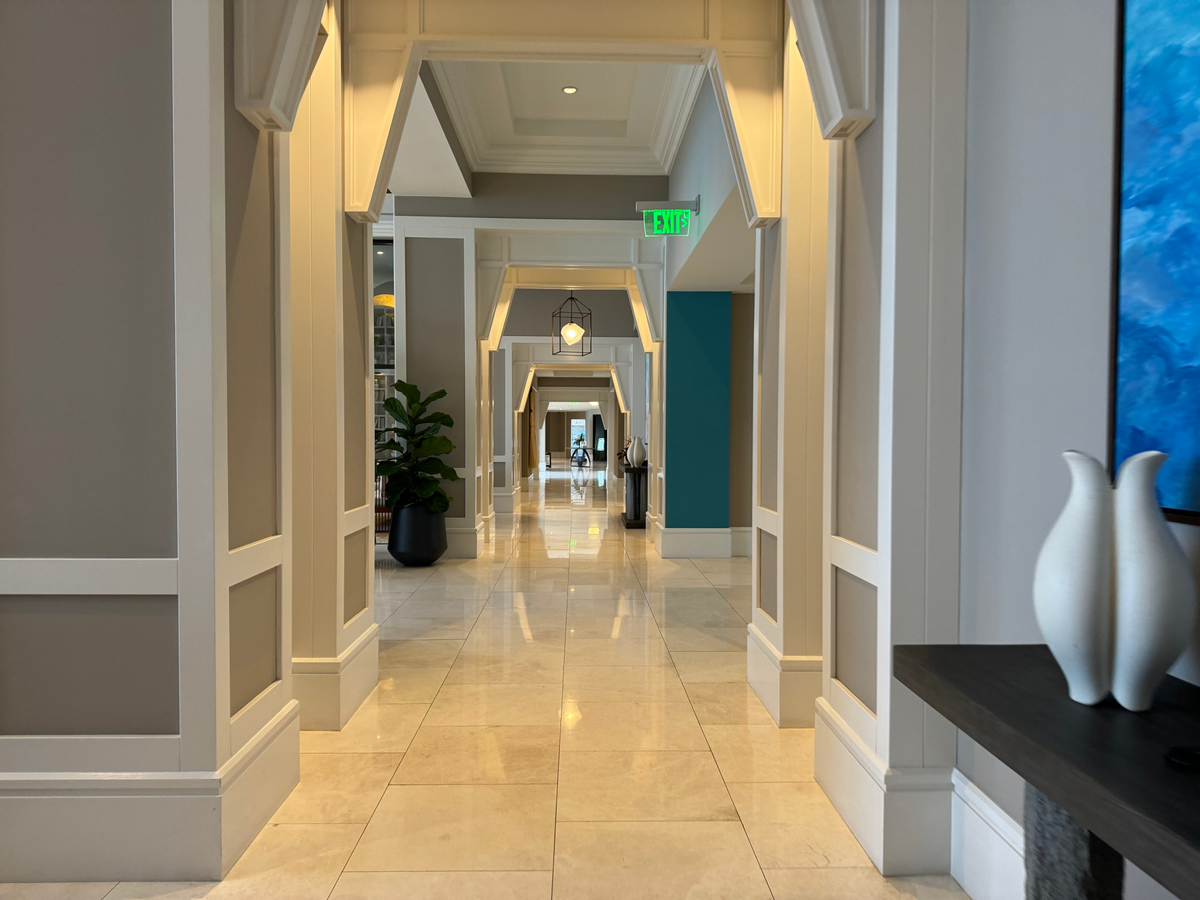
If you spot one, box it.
[552,293,591,356]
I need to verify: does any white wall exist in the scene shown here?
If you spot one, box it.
[960,2,1180,897]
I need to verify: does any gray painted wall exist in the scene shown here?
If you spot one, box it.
[0,0,177,558]
[405,237,466,517]
[503,289,638,338]
[225,0,279,550]
[0,595,179,734]
[394,173,666,220]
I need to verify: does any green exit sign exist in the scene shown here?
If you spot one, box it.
[643,208,691,237]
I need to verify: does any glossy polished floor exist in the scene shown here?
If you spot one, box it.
[2,464,965,900]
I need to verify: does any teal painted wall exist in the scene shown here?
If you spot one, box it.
[665,292,731,529]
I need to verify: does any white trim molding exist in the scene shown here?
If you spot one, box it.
[0,701,300,882]
[747,625,821,726]
[815,698,953,875]
[656,527,732,559]
[730,526,752,558]
[950,769,1025,900]
[291,623,380,731]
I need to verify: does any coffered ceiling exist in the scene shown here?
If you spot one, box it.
[426,60,707,176]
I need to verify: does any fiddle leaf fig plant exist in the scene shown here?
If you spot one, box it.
[375,379,460,514]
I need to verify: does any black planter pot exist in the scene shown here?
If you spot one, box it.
[387,504,448,566]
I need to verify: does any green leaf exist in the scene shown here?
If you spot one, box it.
[392,379,420,408]
[418,411,454,429]
[383,396,411,427]
[414,435,453,458]
[424,491,450,514]
[440,463,461,481]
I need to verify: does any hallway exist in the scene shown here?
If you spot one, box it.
[5,467,962,900]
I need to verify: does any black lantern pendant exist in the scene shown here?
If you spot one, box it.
[552,293,591,356]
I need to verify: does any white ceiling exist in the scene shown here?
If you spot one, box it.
[389,78,472,198]
[427,60,706,176]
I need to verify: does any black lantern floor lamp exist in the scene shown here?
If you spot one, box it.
[552,293,591,356]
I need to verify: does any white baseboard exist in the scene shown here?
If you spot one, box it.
[656,527,731,558]
[0,701,300,881]
[730,526,751,557]
[746,626,821,726]
[292,624,379,731]
[815,698,952,875]
[446,520,484,558]
[493,486,520,513]
[950,770,1024,900]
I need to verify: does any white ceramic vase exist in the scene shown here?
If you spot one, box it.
[1111,450,1198,711]
[1032,451,1114,705]
[628,436,646,468]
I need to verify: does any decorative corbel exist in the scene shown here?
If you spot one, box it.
[788,0,877,139]
[234,0,328,131]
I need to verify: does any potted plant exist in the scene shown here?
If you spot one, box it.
[376,379,461,566]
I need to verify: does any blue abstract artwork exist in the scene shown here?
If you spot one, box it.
[1113,0,1200,514]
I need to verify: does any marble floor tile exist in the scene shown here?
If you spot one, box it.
[484,591,569,610]
[396,598,488,618]
[424,683,563,726]
[102,885,215,899]
[369,667,448,703]
[272,753,403,824]
[394,725,559,784]
[565,614,661,640]
[552,821,772,900]
[652,599,747,629]
[728,782,872,868]
[377,616,478,641]
[560,701,707,751]
[564,636,672,666]
[474,606,568,625]
[717,586,753,621]
[203,824,362,899]
[460,624,566,653]
[328,871,552,900]
[702,725,815,783]
[684,682,776,725]
[565,595,652,617]
[763,868,900,899]
[300,703,428,754]
[377,639,463,668]
[345,784,557,872]
[0,886,116,900]
[407,583,495,601]
[557,750,736,821]
[660,626,747,653]
[670,651,748,683]
[562,665,689,703]
[444,649,565,685]
[565,584,647,602]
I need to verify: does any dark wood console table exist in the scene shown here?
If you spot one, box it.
[895,644,1200,900]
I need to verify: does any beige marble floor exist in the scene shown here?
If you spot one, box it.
[2,466,965,900]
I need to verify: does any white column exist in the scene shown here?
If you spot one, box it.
[747,24,829,728]
[288,0,378,732]
[813,0,967,875]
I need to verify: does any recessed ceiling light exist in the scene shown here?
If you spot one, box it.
[562,86,577,94]
[376,250,384,255]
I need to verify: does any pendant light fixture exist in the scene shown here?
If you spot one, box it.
[552,293,591,356]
